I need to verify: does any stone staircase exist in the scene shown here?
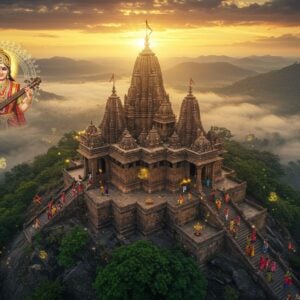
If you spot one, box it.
[23,185,81,242]
[204,190,299,300]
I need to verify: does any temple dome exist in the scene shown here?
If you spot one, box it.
[118,129,138,150]
[191,130,212,153]
[144,126,162,148]
[168,131,182,149]
[80,121,105,148]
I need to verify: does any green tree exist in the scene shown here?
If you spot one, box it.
[94,240,207,300]
[27,279,64,300]
[57,226,89,268]
[223,285,239,300]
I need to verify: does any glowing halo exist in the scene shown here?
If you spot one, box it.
[0,41,41,103]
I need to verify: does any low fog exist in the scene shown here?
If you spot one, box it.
[0,78,299,174]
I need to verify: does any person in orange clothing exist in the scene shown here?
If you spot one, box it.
[215,198,222,211]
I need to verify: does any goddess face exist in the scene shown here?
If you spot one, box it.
[0,63,9,81]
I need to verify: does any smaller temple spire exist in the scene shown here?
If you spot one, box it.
[189,78,194,95]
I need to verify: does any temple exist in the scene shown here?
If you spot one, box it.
[77,41,225,196]
[23,25,299,299]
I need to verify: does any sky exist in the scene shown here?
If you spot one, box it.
[1,0,300,58]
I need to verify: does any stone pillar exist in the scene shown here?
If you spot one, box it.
[211,162,216,188]
[91,158,98,182]
[84,157,88,179]
[196,166,203,193]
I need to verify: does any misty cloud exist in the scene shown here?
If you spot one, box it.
[0,77,298,173]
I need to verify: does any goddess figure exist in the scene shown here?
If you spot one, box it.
[0,48,33,129]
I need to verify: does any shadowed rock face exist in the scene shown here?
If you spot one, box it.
[207,253,267,300]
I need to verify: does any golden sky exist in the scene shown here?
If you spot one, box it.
[1,0,300,58]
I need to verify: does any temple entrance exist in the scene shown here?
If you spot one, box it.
[97,158,106,174]
[190,163,196,178]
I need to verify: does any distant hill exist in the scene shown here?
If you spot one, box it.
[162,55,298,73]
[38,89,66,100]
[163,62,256,88]
[215,63,300,114]
[37,57,107,79]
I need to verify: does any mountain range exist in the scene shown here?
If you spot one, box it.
[214,63,300,114]
[164,62,256,87]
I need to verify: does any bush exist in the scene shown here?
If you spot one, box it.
[57,226,89,268]
[94,240,207,300]
[0,132,79,249]
[27,279,64,300]
[223,285,239,300]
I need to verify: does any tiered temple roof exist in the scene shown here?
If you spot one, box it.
[99,86,125,144]
[176,87,206,147]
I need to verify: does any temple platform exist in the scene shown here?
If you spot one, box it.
[85,187,200,236]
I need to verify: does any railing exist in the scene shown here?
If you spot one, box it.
[23,184,72,229]
[225,231,278,299]
[230,200,300,294]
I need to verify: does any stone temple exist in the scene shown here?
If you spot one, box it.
[60,31,299,299]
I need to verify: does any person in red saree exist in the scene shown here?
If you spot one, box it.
[0,48,32,129]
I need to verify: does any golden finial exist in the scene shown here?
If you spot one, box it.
[189,78,194,95]
[145,20,153,49]
[109,73,116,95]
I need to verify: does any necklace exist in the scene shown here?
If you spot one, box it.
[0,80,8,97]
[0,80,8,90]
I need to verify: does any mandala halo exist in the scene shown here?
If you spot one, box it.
[0,41,41,102]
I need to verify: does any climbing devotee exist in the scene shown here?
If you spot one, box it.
[270,260,277,273]
[72,184,77,198]
[232,225,238,239]
[47,198,53,210]
[224,207,229,223]
[259,256,266,271]
[288,241,296,252]
[206,177,211,188]
[77,182,84,193]
[265,256,271,270]
[251,225,257,243]
[250,244,255,257]
[61,191,66,204]
[224,192,230,204]
[33,194,42,205]
[266,268,273,283]
[104,184,109,196]
[47,209,52,220]
[177,194,184,205]
[229,219,235,233]
[262,239,269,254]
[287,270,293,287]
[245,235,251,256]
[215,198,222,211]
[284,274,289,289]
[33,218,41,230]
[100,184,104,196]
[234,215,241,227]
[51,205,57,216]
[286,293,293,300]
[209,189,216,202]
